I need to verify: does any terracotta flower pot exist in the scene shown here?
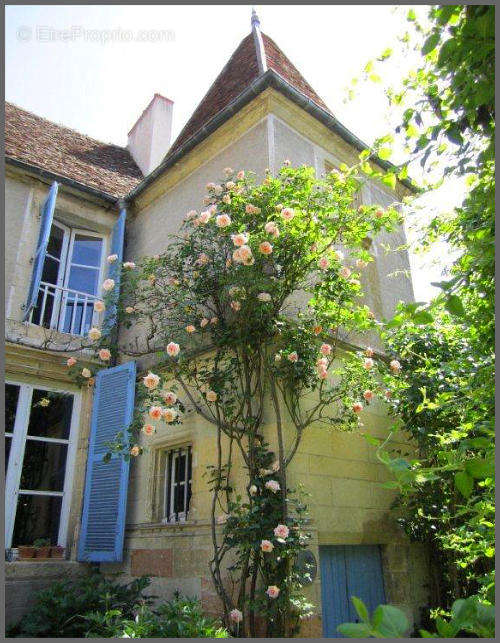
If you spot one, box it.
[35,546,51,558]
[50,546,65,559]
[18,546,35,559]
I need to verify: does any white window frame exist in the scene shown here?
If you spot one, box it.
[163,446,192,524]
[4,380,81,550]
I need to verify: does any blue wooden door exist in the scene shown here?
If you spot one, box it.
[320,545,386,638]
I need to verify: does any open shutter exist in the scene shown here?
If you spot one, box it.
[103,207,126,333]
[23,181,58,320]
[78,360,136,562]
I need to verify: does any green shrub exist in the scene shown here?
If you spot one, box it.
[8,574,152,638]
[83,592,229,638]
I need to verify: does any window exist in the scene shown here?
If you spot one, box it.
[30,222,105,336]
[163,446,192,524]
[4,382,80,549]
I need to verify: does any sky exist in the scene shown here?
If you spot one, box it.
[5,4,460,302]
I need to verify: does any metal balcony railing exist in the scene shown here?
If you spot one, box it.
[29,281,100,337]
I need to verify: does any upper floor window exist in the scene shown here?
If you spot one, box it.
[163,445,192,524]
[30,221,105,336]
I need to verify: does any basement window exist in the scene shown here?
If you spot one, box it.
[163,446,192,524]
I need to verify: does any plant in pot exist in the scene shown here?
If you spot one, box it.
[17,545,36,559]
[33,538,51,558]
[50,544,65,559]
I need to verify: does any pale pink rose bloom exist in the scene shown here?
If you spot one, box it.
[356,259,368,269]
[257,292,272,302]
[245,203,261,214]
[249,484,258,496]
[340,266,352,279]
[318,257,330,271]
[390,359,402,373]
[317,367,328,380]
[281,207,294,220]
[365,346,374,357]
[311,243,318,252]
[352,401,363,414]
[200,318,209,328]
[98,348,111,361]
[233,245,253,264]
[283,159,291,166]
[274,524,289,539]
[66,357,77,367]
[236,170,245,180]
[186,209,197,220]
[261,540,274,553]
[224,167,233,176]
[216,514,227,525]
[274,354,282,362]
[266,586,280,599]
[130,445,141,457]
[125,306,135,314]
[107,253,118,263]
[206,182,216,191]
[229,608,243,624]
[259,241,273,255]
[231,233,249,247]
[271,460,280,472]
[167,342,180,357]
[163,408,178,423]
[226,258,232,268]
[88,327,101,341]
[287,352,298,362]
[102,278,115,291]
[186,325,196,333]
[143,372,160,390]
[142,424,156,436]
[198,210,211,224]
[264,221,280,237]
[320,343,332,356]
[265,480,281,493]
[367,310,375,319]
[375,208,384,218]
[94,300,105,312]
[317,357,328,367]
[210,317,219,325]
[206,390,218,403]
[384,389,392,399]
[81,368,91,378]
[123,261,136,269]
[149,406,163,420]
[363,390,374,402]
[231,300,241,312]
[196,253,210,265]
[216,214,232,227]
[222,194,231,204]
[214,184,223,195]
[363,358,374,370]
[226,181,235,189]
[163,391,177,406]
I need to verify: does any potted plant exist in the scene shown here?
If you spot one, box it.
[50,545,65,559]
[17,545,35,559]
[33,538,51,558]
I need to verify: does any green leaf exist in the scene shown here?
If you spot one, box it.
[465,457,495,480]
[422,32,440,56]
[337,622,372,638]
[381,173,397,190]
[378,147,392,160]
[454,471,473,498]
[373,604,409,637]
[351,597,369,623]
[407,8,416,21]
[413,310,434,325]
[445,295,466,317]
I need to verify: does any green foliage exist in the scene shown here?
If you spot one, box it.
[83,593,229,638]
[8,574,152,638]
[337,596,410,638]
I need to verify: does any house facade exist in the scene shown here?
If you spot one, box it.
[4,15,430,635]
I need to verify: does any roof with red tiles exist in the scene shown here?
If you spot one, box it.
[5,102,143,199]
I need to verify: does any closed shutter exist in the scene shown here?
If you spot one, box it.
[103,207,126,333]
[23,181,58,320]
[320,545,351,639]
[77,360,136,562]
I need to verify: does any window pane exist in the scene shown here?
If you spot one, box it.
[71,235,103,267]
[20,440,68,491]
[6,436,12,475]
[41,256,60,285]
[12,494,62,546]
[46,224,65,259]
[67,266,100,295]
[31,288,56,328]
[61,300,93,335]
[27,390,73,440]
[5,384,20,433]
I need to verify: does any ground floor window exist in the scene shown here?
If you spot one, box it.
[163,445,192,524]
[4,381,80,549]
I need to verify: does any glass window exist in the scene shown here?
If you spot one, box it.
[27,390,73,440]
[5,384,20,475]
[12,495,62,547]
[20,441,68,492]
[164,446,192,523]
[71,235,103,267]
[46,224,65,259]
[67,266,100,295]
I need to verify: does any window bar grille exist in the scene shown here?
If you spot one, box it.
[166,450,173,521]
[176,447,182,522]
[70,294,78,334]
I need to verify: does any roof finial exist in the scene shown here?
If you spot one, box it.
[251,7,260,28]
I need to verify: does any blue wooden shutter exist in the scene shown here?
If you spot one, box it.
[344,545,386,622]
[103,207,126,333]
[319,545,351,638]
[23,181,58,320]
[78,360,136,562]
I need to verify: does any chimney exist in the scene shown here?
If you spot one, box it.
[127,94,174,176]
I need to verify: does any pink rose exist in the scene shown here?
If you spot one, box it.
[125,306,135,314]
[257,292,272,302]
[363,358,374,370]
[229,608,243,623]
[163,391,177,406]
[281,207,294,221]
[352,401,363,413]
[274,524,289,539]
[107,254,118,263]
[216,214,232,227]
[259,241,273,255]
[356,259,368,269]
[200,318,209,328]
[123,261,136,269]
[261,540,274,553]
[266,585,280,599]
[130,445,141,457]
[320,343,332,356]
[233,245,254,265]
[236,170,245,180]
[198,210,211,225]
[230,300,241,312]
[249,484,258,496]
[317,367,328,379]
[375,208,384,219]
[94,300,105,312]
[231,233,249,247]
[390,359,401,373]
[186,209,197,220]
[340,266,352,279]
[81,368,91,378]
[143,372,160,390]
[224,167,233,176]
[196,253,210,266]
[142,424,156,436]
[363,390,374,402]
[287,352,298,363]
[317,357,328,367]
[265,221,280,237]
[186,325,196,333]
[66,357,77,367]
[318,257,329,271]
[206,390,218,402]
[265,480,281,493]
[167,342,180,357]
[163,408,178,423]
[102,278,115,291]
[365,346,374,357]
[226,181,235,189]
[98,348,111,361]
[149,406,163,420]
[210,317,219,325]
[384,389,392,399]
[88,327,101,341]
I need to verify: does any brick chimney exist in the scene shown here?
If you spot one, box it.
[127,94,173,176]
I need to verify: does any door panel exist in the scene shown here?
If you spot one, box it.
[320,545,386,638]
